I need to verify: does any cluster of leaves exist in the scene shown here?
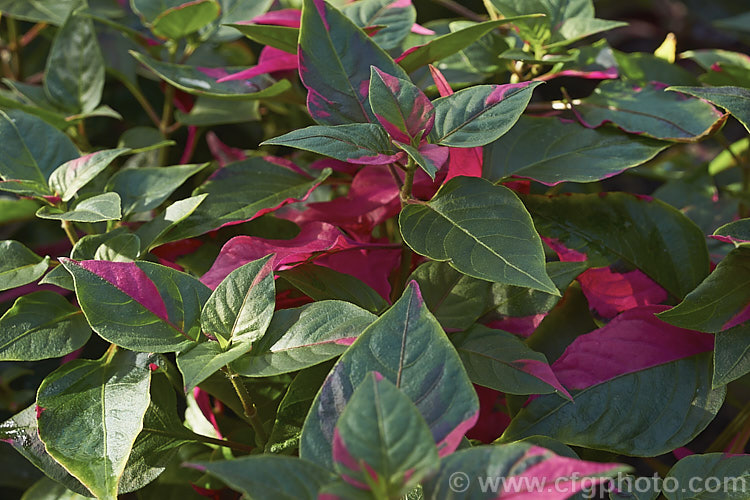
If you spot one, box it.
[1,0,750,498]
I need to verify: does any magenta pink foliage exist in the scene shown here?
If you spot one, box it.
[218,47,298,82]
[577,267,668,318]
[246,8,301,28]
[206,132,246,167]
[511,359,572,400]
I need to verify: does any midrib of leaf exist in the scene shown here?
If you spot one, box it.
[395,295,414,388]
[425,201,550,291]
[0,310,83,351]
[0,259,44,280]
[457,346,553,389]
[437,86,528,142]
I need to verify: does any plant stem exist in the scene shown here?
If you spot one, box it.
[399,157,417,206]
[145,427,255,453]
[225,366,268,448]
[61,220,79,246]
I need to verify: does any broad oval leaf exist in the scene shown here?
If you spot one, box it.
[573,81,726,142]
[423,443,626,500]
[430,81,542,147]
[0,240,49,291]
[0,291,90,361]
[298,0,410,125]
[194,455,335,500]
[667,85,750,133]
[37,350,152,500]
[484,116,668,185]
[36,192,123,223]
[500,307,724,456]
[49,149,130,202]
[164,158,330,241]
[44,11,105,113]
[262,124,401,165]
[300,282,479,470]
[0,110,78,196]
[333,373,439,495]
[400,176,557,295]
[150,0,220,40]
[523,192,710,299]
[232,300,377,377]
[61,259,211,352]
[663,453,750,500]
[130,52,292,100]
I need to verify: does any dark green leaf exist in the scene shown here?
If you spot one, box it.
[0,240,49,291]
[36,192,122,222]
[226,24,299,54]
[150,0,220,40]
[713,323,750,387]
[0,0,78,24]
[342,0,415,50]
[135,194,208,251]
[49,149,130,201]
[663,453,750,500]
[667,85,750,133]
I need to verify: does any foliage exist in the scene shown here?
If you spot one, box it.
[1,0,750,498]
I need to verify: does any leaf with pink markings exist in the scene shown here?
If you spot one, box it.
[300,282,479,471]
[423,443,626,500]
[500,306,725,456]
[368,66,434,144]
[393,141,448,179]
[61,259,211,353]
[577,267,668,318]
[342,0,416,50]
[218,46,298,82]
[332,373,439,496]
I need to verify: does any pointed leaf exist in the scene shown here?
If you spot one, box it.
[713,323,750,387]
[61,259,211,352]
[49,149,130,202]
[430,82,542,147]
[151,0,220,40]
[164,158,330,241]
[713,218,750,245]
[667,85,750,133]
[131,52,292,100]
[333,373,439,494]
[194,455,334,500]
[232,300,376,377]
[300,282,479,470]
[37,350,152,500]
[0,240,49,291]
[36,192,123,223]
[227,24,299,54]
[453,325,571,398]
[342,0,416,50]
[0,110,78,196]
[423,443,626,500]
[393,141,447,179]
[262,124,402,165]
[500,307,724,456]
[400,176,558,294]
[484,116,668,185]
[106,163,209,216]
[94,233,141,262]
[573,81,726,142]
[523,192,710,298]
[663,453,750,500]
[0,0,78,24]
[44,11,105,113]
[298,0,410,125]
[0,291,90,361]
[136,194,208,251]
[369,66,434,144]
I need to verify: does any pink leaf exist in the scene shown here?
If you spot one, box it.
[218,46,298,82]
[428,64,453,97]
[466,386,511,443]
[314,247,401,300]
[511,359,572,400]
[192,387,223,439]
[444,146,483,181]
[206,132,246,167]
[535,67,618,82]
[484,315,546,338]
[577,267,668,318]
[552,305,715,390]
[410,23,435,35]
[371,67,435,143]
[723,303,750,330]
[332,429,371,489]
[246,8,301,27]
[418,143,449,169]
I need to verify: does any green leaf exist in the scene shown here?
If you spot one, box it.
[452,325,567,397]
[301,282,479,470]
[0,198,39,225]
[164,159,330,241]
[333,373,439,496]
[298,0,410,125]
[484,116,668,185]
[176,256,276,390]
[61,259,211,352]
[37,350,153,500]
[232,300,376,377]
[20,477,91,500]
[151,0,220,40]
[393,141,440,179]
[262,124,400,165]
[499,352,725,456]
[227,24,299,54]
[408,261,492,330]
[209,0,274,41]
[93,233,141,262]
[663,453,750,500]
[0,240,49,291]
[713,323,750,387]
[657,246,750,332]
[106,163,208,216]
[342,0,416,50]
[194,455,334,500]
[0,0,78,24]
[279,263,388,314]
[0,405,92,496]
[668,85,750,133]
[36,192,123,222]
[400,177,557,295]
[522,192,710,299]
[135,194,208,251]
[174,97,260,126]
[0,110,78,197]
[49,149,130,202]
[430,82,542,147]
[44,10,105,113]
[117,127,175,153]
[0,291,90,361]
[573,81,726,142]
[39,265,74,291]
[369,66,434,144]
[130,52,292,101]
